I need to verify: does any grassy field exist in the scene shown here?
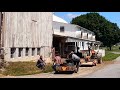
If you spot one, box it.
[0,62,53,76]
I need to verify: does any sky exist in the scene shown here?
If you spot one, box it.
[54,12,120,28]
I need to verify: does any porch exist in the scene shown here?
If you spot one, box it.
[53,34,81,58]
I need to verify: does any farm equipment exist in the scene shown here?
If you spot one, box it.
[53,59,79,73]
[80,57,97,66]
[79,50,102,66]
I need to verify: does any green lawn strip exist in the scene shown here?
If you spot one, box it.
[102,52,120,61]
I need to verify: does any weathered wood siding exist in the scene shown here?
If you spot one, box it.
[4,12,53,47]
[0,12,1,48]
[3,12,53,60]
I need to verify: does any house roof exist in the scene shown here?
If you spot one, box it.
[53,15,95,35]
[53,14,68,24]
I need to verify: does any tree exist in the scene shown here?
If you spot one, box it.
[71,12,120,50]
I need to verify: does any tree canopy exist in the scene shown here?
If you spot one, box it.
[71,12,120,50]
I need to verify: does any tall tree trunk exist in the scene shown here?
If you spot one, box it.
[109,46,112,50]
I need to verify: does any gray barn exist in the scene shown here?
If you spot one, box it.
[0,12,53,63]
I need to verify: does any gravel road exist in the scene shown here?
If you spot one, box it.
[82,56,120,78]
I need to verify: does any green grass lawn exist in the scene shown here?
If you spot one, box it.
[100,46,120,61]
[102,51,120,61]
[0,62,53,76]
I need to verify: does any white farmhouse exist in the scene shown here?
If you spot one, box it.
[53,14,104,57]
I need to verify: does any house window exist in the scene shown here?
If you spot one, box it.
[32,48,35,56]
[37,48,40,55]
[18,48,23,57]
[82,42,84,50]
[82,42,84,46]
[79,42,81,46]
[81,32,83,38]
[11,48,16,58]
[76,42,78,47]
[60,26,64,32]
[25,48,29,56]
[87,33,88,39]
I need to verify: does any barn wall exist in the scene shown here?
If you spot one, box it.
[3,12,53,62]
[0,12,1,48]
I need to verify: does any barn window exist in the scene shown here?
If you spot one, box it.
[37,48,40,55]
[32,48,35,56]
[60,26,64,32]
[25,48,29,56]
[18,48,23,57]
[11,48,16,58]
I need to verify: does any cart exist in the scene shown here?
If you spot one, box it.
[53,59,79,73]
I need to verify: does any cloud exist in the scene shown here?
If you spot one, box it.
[67,13,80,19]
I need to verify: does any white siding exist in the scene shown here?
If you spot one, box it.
[88,33,92,40]
[53,21,79,37]
[75,31,82,38]
[92,35,96,41]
